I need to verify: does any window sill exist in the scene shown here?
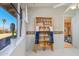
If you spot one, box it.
[0,36,24,56]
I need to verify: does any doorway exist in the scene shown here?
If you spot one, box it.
[64,17,73,48]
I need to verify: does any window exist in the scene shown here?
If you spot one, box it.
[0,7,17,50]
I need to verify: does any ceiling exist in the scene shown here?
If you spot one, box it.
[27,3,72,7]
[0,3,77,17]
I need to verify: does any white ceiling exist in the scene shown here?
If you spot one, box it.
[27,3,72,7]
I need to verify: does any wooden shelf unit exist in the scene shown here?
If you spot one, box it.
[35,17,54,49]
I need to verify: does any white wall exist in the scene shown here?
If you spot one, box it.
[72,10,79,48]
[11,38,26,56]
[27,7,66,50]
[11,18,27,56]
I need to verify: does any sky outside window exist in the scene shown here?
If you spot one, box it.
[0,7,17,30]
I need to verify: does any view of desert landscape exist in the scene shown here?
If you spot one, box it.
[0,7,17,40]
[0,33,12,39]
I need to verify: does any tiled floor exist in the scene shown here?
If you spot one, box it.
[26,48,79,56]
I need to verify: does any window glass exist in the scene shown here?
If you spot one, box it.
[0,7,17,50]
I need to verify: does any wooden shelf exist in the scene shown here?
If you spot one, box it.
[35,17,54,50]
[39,40,49,42]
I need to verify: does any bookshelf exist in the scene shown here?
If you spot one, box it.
[35,17,54,50]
